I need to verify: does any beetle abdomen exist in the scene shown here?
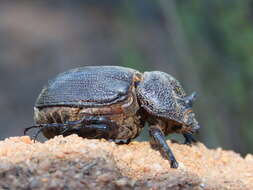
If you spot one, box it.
[34,90,142,140]
[34,106,81,138]
[36,66,139,108]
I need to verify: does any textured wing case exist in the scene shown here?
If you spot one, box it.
[136,71,186,123]
[36,66,137,108]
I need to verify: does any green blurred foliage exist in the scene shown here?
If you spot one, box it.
[177,0,253,153]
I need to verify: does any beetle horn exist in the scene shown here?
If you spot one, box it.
[184,92,197,106]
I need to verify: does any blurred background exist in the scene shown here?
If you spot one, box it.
[0,1,252,156]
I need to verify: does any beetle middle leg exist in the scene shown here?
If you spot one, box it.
[149,125,178,168]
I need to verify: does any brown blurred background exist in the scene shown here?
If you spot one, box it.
[0,1,252,155]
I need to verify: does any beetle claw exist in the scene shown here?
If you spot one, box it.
[170,159,179,169]
[149,126,179,169]
[32,128,44,143]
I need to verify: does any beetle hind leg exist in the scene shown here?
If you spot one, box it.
[24,123,65,142]
[25,116,121,141]
[62,123,117,139]
[24,123,64,135]
[60,116,120,140]
[24,125,41,135]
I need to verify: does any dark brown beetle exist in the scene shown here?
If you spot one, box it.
[25,66,200,168]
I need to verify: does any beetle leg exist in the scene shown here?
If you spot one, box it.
[25,116,120,140]
[60,116,120,139]
[32,128,44,142]
[113,139,131,145]
[85,124,115,138]
[24,123,65,142]
[62,116,118,129]
[149,126,178,168]
[61,124,116,139]
[25,116,114,136]
[183,133,197,145]
[63,116,116,126]
[24,125,41,135]
[62,116,134,142]
[24,123,65,135]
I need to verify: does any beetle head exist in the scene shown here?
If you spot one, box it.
[178,92,200,133]
[182,110,200,133]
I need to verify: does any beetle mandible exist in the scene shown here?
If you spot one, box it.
[25,66,200,168]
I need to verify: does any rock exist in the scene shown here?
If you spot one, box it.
[0,135,252,190]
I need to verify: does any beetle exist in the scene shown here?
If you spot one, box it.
[25,66,200,168]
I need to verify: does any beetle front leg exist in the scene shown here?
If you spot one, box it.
[183,133,197,145]
[149,126,178,168]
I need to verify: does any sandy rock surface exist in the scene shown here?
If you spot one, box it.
[0,135,252,190]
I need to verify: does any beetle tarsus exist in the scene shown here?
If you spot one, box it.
[32,128,43,142]
[183,133,197,145]
[24,125,42,135]
[25,123,65,142]
[24,123,64,135]
[149,126,178,169]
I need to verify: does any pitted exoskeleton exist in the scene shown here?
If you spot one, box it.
[25,66,200,168]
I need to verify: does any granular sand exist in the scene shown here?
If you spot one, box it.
[0,135,252,189]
